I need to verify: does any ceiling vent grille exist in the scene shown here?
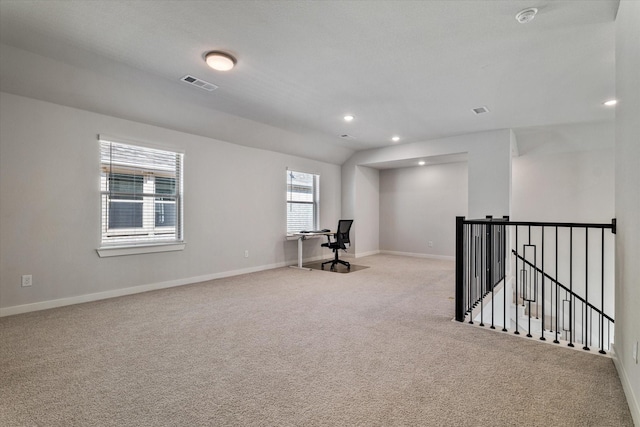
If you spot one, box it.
[180,75,218,91]
[472,106,490,115]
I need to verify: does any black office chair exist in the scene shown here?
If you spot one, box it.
[321,219,354,271]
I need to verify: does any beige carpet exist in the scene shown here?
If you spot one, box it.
[0,255,633,426]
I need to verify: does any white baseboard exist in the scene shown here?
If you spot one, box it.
[298,254,329,263]
[0,261,290,317]
[380,250,454,262]
[612,343,640,426]
[354,250,380,258]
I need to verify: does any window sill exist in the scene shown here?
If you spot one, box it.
[96,242,185,258]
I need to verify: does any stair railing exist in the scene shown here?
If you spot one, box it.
[455,216,616,354]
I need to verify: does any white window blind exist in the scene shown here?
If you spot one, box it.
[100,138,183,247]
[287,170,319,233]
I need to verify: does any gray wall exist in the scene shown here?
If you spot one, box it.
[614,0,640,422]
[379,162,468,258]
[512,121,615,223]
[354,166,380,256]
[0,93,341,313]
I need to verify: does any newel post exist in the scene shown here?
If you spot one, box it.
[455,216,465,322]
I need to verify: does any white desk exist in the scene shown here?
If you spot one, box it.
[288,231,332,270]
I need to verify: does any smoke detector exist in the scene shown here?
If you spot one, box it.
[515,8,538,24]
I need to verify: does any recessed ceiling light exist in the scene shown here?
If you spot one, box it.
[391,136,400,142]
[515,8,538,24]
[343,115,355,122]
[603,99,618,106]
[205,51,237,71]
[418,161,426,166]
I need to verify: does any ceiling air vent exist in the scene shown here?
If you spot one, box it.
[472,106,490,115]
[180,75,218,91]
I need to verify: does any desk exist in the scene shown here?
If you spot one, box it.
[289,231,332,270]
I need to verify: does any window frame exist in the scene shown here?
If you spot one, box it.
[97,136,184,257]
[286,169,320,234]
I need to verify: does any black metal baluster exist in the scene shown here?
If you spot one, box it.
[514,226,520,335]
[502,218,508,332]
[584,229,590,351]
[526,225,532,338]
[600,228,606,354]
[568,227,574,348]
[541,226,546,341]
[466,223,470,318]
[469,225,474,324]
[549,251,554,335]
[591,308,594,348]
[525,242,533,338]
[580,300,583,345]
[469,224,473,321]
[468,223,471,317]
[487,217,495,329]
[528,225,538,323]
[554,227,560,344]
[480,224,485,327]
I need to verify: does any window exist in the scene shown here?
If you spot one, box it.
[287,170,319,233]
[100,137,183,247]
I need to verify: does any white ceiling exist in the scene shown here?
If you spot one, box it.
[0,0,618,165]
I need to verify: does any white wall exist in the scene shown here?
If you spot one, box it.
[0,93,341,314]
[379,162,468,258]
[614,0,640,423]
[353,166,380,257]
[467,131,513,219]
[512,121,615,223]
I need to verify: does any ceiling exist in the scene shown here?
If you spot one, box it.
[0,0,618,165]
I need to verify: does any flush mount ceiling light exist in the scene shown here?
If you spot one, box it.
[603,99,618,106]
[205,51,237,71]
[515,7,538,24]
[418,161,426,166]
[391,136,400,142]
[343,115,355,122]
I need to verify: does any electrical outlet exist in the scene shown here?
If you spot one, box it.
[244,250,249,258]
[21,275,32,287]
[428,241,433,248]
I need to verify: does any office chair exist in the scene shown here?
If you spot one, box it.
[321,219,354,271]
